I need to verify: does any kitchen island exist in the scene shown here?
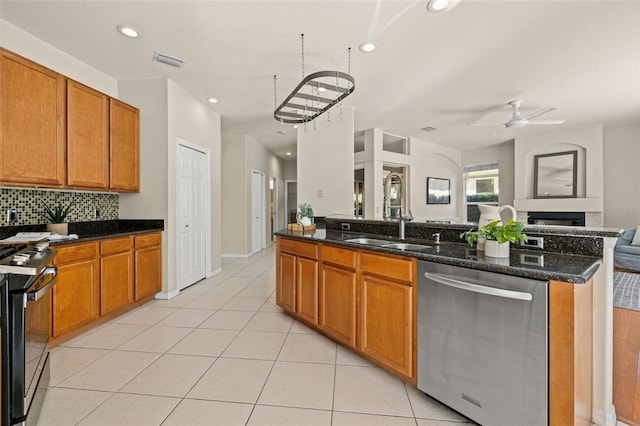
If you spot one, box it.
[275,217,621,426]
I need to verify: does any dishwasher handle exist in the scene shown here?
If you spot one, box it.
[424,272,533,301]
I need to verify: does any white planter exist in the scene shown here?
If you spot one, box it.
[485,240,509,258]
[46,223,68,235]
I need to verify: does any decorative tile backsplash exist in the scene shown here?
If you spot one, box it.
[0,188,118,226]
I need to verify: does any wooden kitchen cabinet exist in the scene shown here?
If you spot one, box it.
[100,237,134,315]
[66,79,109,189]
[276,238,319,323]
[52,242,100,337]
[110,98,140,192]
[134,233,162,300]
[360,252,416,380]
[0,48,66,187]
[319,263,357,347]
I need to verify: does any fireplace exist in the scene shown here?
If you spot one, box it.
[527,211,586,226]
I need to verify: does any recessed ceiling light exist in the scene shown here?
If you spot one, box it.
[359,42,376,53]
[207,97,218,104]
[116,25,139,38]
[293,125,298,129]
[426,0,460,13]
[317,87,328,93]
[286,152,292,156]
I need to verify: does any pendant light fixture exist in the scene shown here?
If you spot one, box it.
[274,34,355,124]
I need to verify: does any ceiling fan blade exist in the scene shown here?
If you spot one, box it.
[525,107,555,120]
[527,119,566,125]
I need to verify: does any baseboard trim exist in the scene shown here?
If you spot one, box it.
[221,253,252,259]
[592,407,617,426]
[206,267,222,278]
[155,289,180,300]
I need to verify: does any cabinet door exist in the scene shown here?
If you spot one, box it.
[0,49,65,186]
[296,257,318,324]
[110,98,139,192]
[67,79,109,189]
[319,264,357,347]
[277,251,296,313]
[134,245,162,300]
[360,274,413,378]
[101,251,134,315]
[52,258,100,337]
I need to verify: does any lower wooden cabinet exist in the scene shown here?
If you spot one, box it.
[319,263,357,347]
[276,238,319,324]
[51,232,162,343]
[52,242,100,337]
[134,233,162,300]
[360,274,413,378]
[100,237,134,315]
[276,236,416,381]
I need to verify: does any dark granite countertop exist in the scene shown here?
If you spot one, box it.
[0,219,164,246]
[275,228,601,284]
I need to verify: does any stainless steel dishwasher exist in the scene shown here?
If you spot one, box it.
[417,261,548,426]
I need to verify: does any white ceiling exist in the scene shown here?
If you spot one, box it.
[2,1,639,159]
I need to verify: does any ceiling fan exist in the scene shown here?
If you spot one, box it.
[491,100,566,135]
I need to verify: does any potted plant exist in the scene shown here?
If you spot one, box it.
[297,203,314,225]
[462,219,527,258]
[41,202,72,235]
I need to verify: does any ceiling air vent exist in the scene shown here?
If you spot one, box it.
[421,126,437,132]
[152,51,186,68]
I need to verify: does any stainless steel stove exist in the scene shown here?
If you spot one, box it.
[0,242,57,426]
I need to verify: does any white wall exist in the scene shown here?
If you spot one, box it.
[297,107,354,217]
[462,140,515,206]
[513,125,604,223]
[283,160,297,181]
[118,79,169,290]
[409,137,462,221]
[0,19,117,96]
[603,123,640,228]
[167,80,222,282]
[221,133,285,256]
[119,79,222,297]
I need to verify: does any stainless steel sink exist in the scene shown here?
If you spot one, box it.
[383,243,433,251]
[344,238,392,246]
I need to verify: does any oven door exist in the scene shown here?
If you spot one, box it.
[11,266,57,424]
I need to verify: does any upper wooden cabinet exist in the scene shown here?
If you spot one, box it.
[110,99,140,192]
[0,48,66,186]
[0,49,140,192]
[66,79,109,189]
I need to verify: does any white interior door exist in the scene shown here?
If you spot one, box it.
[177,144,206,290]
[251,171,263,254]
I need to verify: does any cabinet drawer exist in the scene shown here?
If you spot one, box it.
[101,236,133,255]
[135,233,161,249]
[279,238,318,260]
[361,252,413,283]
[320,244,357,270]
[54,242,99,265]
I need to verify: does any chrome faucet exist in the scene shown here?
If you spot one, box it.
[432,232,441,244]
[383,172,403,220]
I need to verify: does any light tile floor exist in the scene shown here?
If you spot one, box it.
[38,246,474,426]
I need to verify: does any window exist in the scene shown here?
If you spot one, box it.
[464,162,499,204]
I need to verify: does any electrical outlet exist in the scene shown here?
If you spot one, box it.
[94,209,101,219]
[6,209,16,223]
[519,236,544,250]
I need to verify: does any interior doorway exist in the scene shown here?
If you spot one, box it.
[285,180,297,225]
[269,177,278,241]
[176,142,208,290]
[251,170,265,254]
